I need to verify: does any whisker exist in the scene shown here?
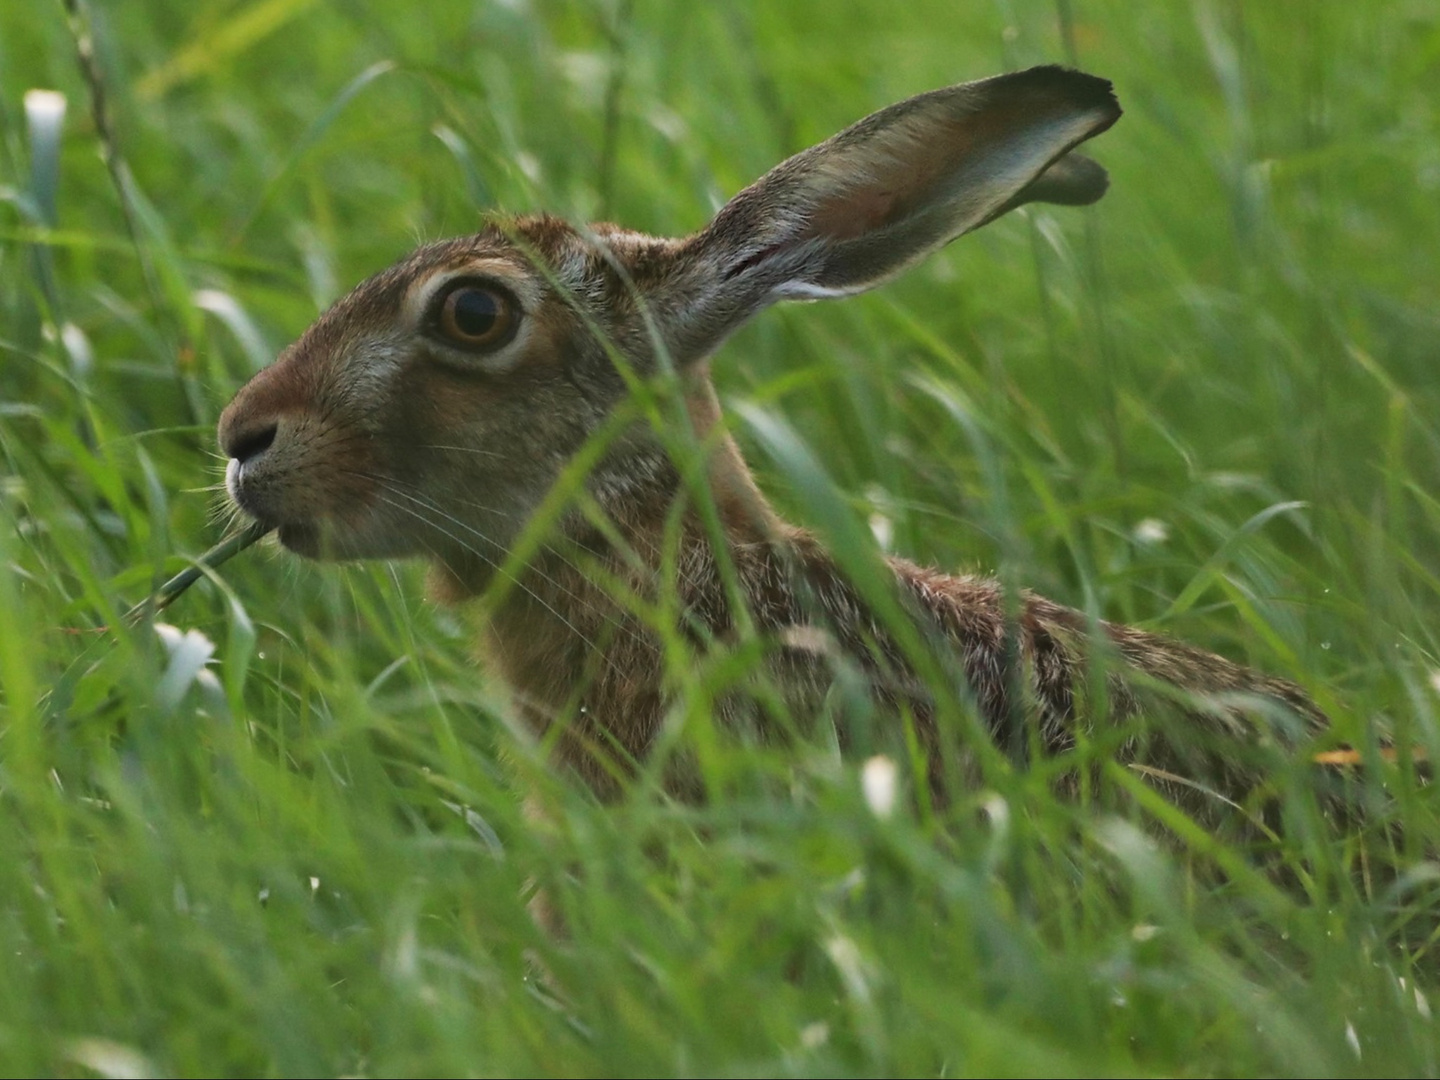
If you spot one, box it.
[365,486,635,679]
[417,444,506,458]
[376,476,663,659]
[354,470,652,643]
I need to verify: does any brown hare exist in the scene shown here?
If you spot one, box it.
[218,66,1324,807]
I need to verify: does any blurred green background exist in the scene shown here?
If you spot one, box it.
[2,0,1439,1074]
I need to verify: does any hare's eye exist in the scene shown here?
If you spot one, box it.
[434,282,519,352]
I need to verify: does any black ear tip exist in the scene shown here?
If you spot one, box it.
[1005,64,1123,127]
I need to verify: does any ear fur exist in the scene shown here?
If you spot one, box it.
[658,65,1120,363]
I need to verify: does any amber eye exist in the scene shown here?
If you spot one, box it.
[433,281,519,352]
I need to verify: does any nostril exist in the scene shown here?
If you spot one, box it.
[226,422,278,465]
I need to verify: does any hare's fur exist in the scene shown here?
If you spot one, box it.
[219,67,1324,803]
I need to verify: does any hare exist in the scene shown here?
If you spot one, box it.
[218,66,1325,807]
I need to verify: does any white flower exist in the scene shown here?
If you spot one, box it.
[861,755,898,818]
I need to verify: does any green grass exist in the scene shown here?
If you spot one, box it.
[3,0,1440,1074]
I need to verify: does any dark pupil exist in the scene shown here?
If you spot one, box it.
[452,289,498,337]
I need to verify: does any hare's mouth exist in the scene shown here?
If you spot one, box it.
[224,499,321,557]
[224,473,317,555]
[225,457,379,560]
[260,505,419,563]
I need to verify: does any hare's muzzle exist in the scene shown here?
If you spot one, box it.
[219,409,305,547]
[217,353,355,557]
[217,329,415,562]
[220,418,278,511]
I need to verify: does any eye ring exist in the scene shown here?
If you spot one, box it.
[430,279,521,353]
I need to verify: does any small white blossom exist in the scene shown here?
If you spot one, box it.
[861,755,898,818]
[800,1022,830,1049]
[1133,518,1170,545]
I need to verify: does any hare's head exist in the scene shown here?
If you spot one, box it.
[218,65,1119,585]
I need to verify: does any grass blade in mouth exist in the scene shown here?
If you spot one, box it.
[125,520,272,623]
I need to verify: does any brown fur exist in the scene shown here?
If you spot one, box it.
[217,66,1324,812]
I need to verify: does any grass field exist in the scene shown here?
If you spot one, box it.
[3,0,1440,1074]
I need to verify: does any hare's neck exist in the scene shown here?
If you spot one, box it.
[467,369,792,732]
[677,370,786,542]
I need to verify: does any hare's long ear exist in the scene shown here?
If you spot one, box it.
[663,65,1120,363]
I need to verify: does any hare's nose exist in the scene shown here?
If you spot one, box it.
[222,420,278,465]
